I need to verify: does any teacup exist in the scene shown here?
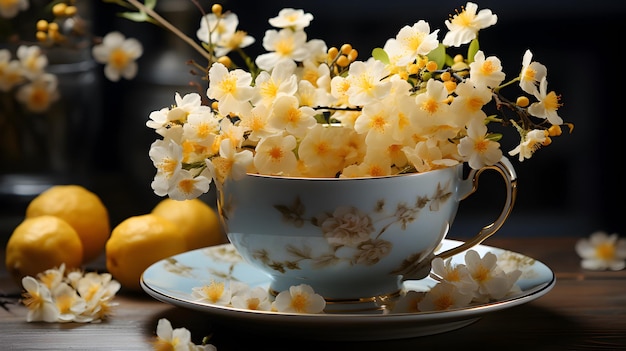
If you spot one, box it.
[217,157,517,312]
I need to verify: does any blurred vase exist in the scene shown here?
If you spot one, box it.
[0,1,102,212]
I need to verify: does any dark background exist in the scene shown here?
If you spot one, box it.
[2,0,624,242]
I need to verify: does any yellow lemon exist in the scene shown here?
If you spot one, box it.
[151,198,224,251]
[5,215,83,285]
[25,185,110,264]
[105,214,187,291]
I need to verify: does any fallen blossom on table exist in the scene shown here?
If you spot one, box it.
[575,231,626,271]
[153,318,216,351]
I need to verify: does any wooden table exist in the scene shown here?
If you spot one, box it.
[1,237,625,350]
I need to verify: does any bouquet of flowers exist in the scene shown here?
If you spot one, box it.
[113,1,571,200]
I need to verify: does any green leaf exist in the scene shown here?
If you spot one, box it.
[467,38,480,63]
[372,48,389,65]
[427,44,447,70]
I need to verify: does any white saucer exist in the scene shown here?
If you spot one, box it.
[141,239,555,341]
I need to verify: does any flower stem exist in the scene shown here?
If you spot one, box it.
[124,0,213,63]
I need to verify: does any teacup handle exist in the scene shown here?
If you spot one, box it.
[436,156,517,260]
[401,156,517,280]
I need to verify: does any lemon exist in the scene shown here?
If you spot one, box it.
[105,214,187,291]
[25,185,110,264]
[151,198,224,251]
[5,215,83,285]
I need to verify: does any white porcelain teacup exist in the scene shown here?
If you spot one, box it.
[217,157,517,312]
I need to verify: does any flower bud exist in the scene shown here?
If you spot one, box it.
[217,56,232,68]
[516,96,529,107]
[453,54,464,63]
[340,44,352,55]
[327,47,339,61]
[336,55,350,67]
[52,3,67,17]
[426,61,438,72]
[36,20,48,32]
[548,125,562,137]
[212,4,223,16]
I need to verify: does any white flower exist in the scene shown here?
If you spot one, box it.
[345,59,391,106]
[16,45,47,80]
[253,133,298,175]
[272,284,326,313]
[528,77,563,125]
[386,20,439,67]
[255,28,311,71]
[464,250,522,301]
[458,117,502,169]
[442,2,498,47]
[575,231,626,271]
[230,285,272,311]
[21,276,60,323]
[417,281,473,311]
[508,129,547,162]
[191,280,232,306]
[154,318,213,351]
[519,50,547,96]
[468,50,506,89]
[0,50,25,91]
[268,8,314,30]
[430,257,478,295]
[196,12,255,57]
[15,73,60,112]
[92,31,143,82]
[207,62,255,117]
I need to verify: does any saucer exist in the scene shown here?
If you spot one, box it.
[140,239,555,341]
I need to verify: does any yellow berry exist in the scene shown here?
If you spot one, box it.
[516,96,530,107]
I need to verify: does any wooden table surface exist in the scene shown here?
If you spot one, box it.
[1,236,625,351]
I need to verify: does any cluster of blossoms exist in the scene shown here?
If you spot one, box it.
[138,1,573,200]
[192,281,326,314]
[20,263,121,323]
[575,231,626,271]
[412,249,522,312]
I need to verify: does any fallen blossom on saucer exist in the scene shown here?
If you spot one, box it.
[415,249,523,312]
[153,318,216,351]
[20,264,120,323]
[272,284,326,314]
[575,231,626,271]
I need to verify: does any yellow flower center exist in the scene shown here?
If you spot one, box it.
[268,146,284,161]
[110,48,131,70]
[595,242,615,260]
[203,281,225,303]
[275,37,294,56]
[543,91,561,111]
[434,294,454,310]
[290,293,309,313]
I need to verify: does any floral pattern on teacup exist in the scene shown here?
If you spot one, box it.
[247,179,452,274]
